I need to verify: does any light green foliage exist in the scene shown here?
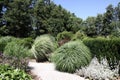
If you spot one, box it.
[72,30,86,40]
[4,41,29,59]
[51,40,92,73]
[31,34,57,62]
[0,64,32,80]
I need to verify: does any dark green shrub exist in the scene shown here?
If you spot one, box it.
[83,37,120,69]
[4,41,29,58]
[51,40,92,73]
[31,34,57,62]
[0,36,15,52]
[57,31,74,46]
[57,31,74,41]
[0,64,32,80]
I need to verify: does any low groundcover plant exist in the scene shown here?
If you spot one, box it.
[0,64,32,80]
[75,57,119,80]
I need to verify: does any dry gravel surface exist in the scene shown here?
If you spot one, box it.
[28,62,85,80]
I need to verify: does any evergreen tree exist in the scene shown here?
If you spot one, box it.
[95,14,103,35]
[3,0,33,37]
[83,17,97,37]
[102,4,114,36]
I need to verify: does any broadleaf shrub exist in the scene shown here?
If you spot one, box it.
[72,30,86,40]
[83,37,120,69]
[51,40,92,73]
[0,64,32,80]
[31,34,57,62]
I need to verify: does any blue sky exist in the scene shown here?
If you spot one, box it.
[53,0,120,20]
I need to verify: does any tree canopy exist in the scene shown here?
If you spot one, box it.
[0,0,120,38]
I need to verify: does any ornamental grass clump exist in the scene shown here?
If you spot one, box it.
[76,57,119,80]
[4,41,29,58]
[51,40,92,73]
[31,34,57,62]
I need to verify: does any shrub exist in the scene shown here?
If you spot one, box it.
[72,30,86,40]
[0,36,15,52]
[76,57,119,80]
[0,64,32,80]
[57,31,74,41]
[17,37,33,49]
[51,40,92,73]
[4,41,29,59]
[83,37,120,69]
[57,31,74,46]
[31,34,57,62]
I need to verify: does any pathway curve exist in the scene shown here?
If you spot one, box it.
[28,62,85,80]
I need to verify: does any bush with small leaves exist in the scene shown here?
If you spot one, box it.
[83,37,120,69]
[57,31,74,41]
[72,30,87,40]
[51,40,92,73]
[57,31,74,46]
[31,34,57,62]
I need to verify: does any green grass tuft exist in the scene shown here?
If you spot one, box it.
[51,40,92,73]
[31,34,57,62]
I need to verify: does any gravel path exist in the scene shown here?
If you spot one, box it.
[28,62,85,80]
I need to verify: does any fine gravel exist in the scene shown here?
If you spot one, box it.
[28,62,85,80]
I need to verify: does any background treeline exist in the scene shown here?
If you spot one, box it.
[82,3,120,37]
[0,0,82,38]
[0,0,120,38]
